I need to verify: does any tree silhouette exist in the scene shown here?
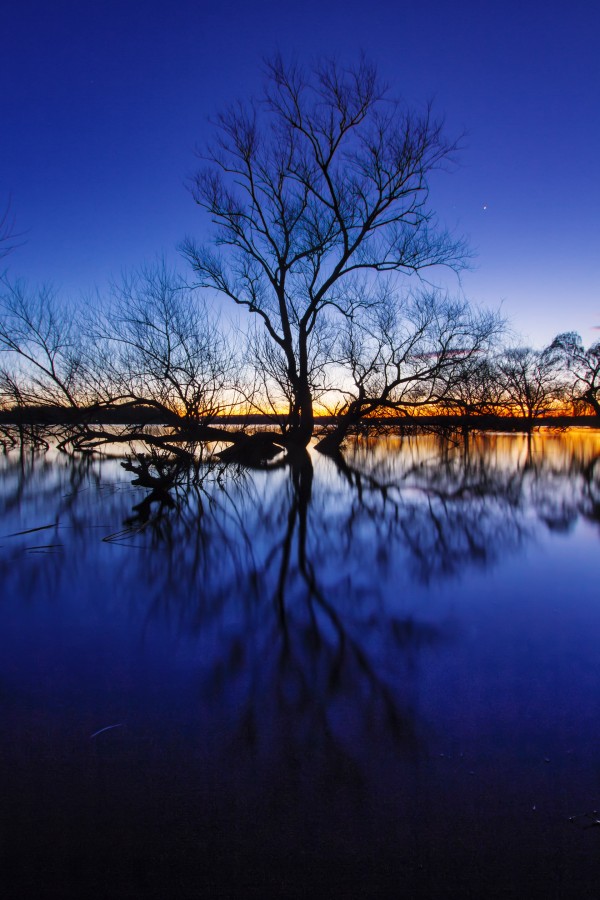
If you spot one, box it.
[316,287,501,452]
[496,346,565,421]
[183,55,467,447]
[549,332,600,416]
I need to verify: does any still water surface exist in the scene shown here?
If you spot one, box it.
[1,432,600,897]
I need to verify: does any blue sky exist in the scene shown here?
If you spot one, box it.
[2,0,599,346]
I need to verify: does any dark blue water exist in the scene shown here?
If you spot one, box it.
[1,433,599,898]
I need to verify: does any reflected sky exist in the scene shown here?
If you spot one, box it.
[1,433,600,896]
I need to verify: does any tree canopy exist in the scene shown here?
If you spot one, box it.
[1,57,597,466]
[183,55,469,446]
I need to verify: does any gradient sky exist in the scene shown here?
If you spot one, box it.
[2,0,599,346]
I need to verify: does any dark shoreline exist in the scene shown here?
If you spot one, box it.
[1,405,599,432]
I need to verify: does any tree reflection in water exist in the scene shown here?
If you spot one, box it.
[1,431,600,894]
[2,434,599,740]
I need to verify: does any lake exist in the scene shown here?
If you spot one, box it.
[1,431,600,898]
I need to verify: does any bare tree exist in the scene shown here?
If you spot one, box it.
[0,267,253,459]
[316,288,502,452]
[548,332,600,416]
[94,263,240,425]
[441,356,504,417]
[183,55,468,447]
[496,346,565,421]
[0,276,88,409]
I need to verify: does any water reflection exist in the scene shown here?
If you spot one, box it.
[2,434,600,742]
[2,432,600,895]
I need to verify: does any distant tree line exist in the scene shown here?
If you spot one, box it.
[1,58,598,463]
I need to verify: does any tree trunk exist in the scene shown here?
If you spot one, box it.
[583,389,600,417]
[314,401,363,455]
[285,379,314,448]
